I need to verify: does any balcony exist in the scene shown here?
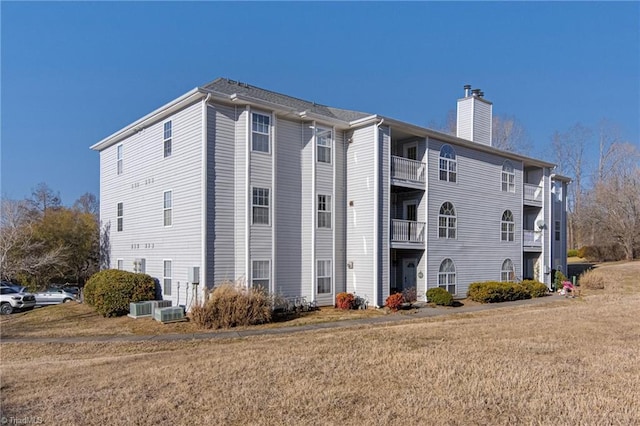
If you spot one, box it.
[391,219,425,248]
[391,156,425,188]
[523,229,542,251]
[524,184,543,205]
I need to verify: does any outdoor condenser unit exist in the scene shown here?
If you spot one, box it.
[153,306,185,323]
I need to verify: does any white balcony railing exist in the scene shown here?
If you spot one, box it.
[391,219,425,243]
[391,156,426,183]
[523,229,542,247]
[524,184,543,203]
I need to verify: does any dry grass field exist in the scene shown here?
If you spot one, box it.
[1,261,639,425]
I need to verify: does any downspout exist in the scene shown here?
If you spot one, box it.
[199,93,211,310]
[373,118,384,307]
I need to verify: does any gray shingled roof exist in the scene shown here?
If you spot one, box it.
[201,78,371,123]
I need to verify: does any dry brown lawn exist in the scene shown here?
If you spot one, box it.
[1,261,639,425]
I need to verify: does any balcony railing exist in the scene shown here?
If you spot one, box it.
[524,184,543,203]
[523,229,542,247]
[391,219,425,243]
[391,156,425,184]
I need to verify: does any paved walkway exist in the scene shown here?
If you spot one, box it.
[1,293,576,344]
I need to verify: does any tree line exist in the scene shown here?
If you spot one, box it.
[0,183,101,289]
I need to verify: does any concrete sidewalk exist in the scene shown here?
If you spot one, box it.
[1,293,575,344]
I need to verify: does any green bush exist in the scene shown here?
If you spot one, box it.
[467,281,530,303]
[84,269,156,317]
[335,292,355,310]
[567,249,579,258]
[520,280,549,298]
[191,282,272,329]
[426,287,454,306]
[553,270,568,292]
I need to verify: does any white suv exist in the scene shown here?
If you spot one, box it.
[0,286,36,314]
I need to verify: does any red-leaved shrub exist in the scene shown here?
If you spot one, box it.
[385,293,404,311]
[335,292,355,310]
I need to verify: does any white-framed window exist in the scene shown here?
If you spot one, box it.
[317,194,332,229]
[116,144,123,175]
[251,260,270,292]
[117,259,123,270]
[438,202,456,239]
[316,128,332,164]
[252,187,270,225]
[163,121,172,158]
[317,260,332,294]
[133,258,146,274]
[501,259,515,282]
[251,112,270,153]
[163,260,172,296]
[163,191,173,227]
[116,202,123,232]
[555,220,561,241]
[502,160,515,192]
[439,144,457,182]
[501,210,514,241]
[438,258,456,294]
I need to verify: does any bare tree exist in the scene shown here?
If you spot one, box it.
[28,182,62,216]
[0,198,31,280]
[74,192,99,217]
[100,221,111,270]
[492,115,531,155]
[428,109,457,136]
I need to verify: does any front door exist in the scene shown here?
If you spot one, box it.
[403,201,417,241]
[404,142,418,160]
[402,258,417,291]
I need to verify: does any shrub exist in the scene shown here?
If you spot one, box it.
[385,293,404,311]
[578,269,605,290]
[578,245,626,262]
[467,281,530,303]
[553,270,568,292]
[426,287,454,306]
[335,292,356,310]
[84,269,156,317]
[520,280,549,298]
[191,282,272,329]
[402,287,417,304]
[567,249,579,258]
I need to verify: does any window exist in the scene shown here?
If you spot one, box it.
[316,128,332,163]
[252,260,270,292]
[439,145,457,182]
[501,259,515,282]
[117,144,123,175]
[438,202,457,239]
[163,121,172,158]
[117,259,123,270]
[133,258,146,274]
[502,160,515,192]
[438,258,456,294]
[555,220,561,241]
[317,195,332,229]
[317,260,332,294]
[252,113,270,153]
[163,191,172,227]
[163,260,172,296]
[252,187,270,225]
[501,210,514,241]
[116,202,123,232]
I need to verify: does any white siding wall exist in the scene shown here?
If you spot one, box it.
[346,125,376,304]
[426,138,523,297]
[208,103,236,285]
[457,97,492,146]
[334,130,347,295]
[301,123,315,300]
[379,126,390,306]
[234,109,248,280]
[100,101,203,308]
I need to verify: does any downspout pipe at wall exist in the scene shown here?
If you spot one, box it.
[373,118,384,307]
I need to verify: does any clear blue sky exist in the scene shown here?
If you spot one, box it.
[2,2,638,205]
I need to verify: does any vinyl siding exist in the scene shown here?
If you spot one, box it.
[100,101,203,308]
[315,128,335,306]
[208,103,236,285]
[275,118,303,297]
[234,108,248,280]
[426,137,523,297]
[301,123,314,300]
[379,126,390,306]
[334,130,347,295]
[346,125,376,304]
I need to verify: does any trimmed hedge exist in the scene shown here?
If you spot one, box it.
[567,249,579,258]
[519,280,549,298]
[426,287,454,306]
[84,269,156,317]
[467,281,530,303]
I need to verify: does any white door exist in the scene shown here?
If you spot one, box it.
[403,142,418,160]
[402,258,417,291]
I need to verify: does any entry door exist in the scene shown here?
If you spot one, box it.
[404,142,418,160]
[404,201,417,221]
[402,258,417,291]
